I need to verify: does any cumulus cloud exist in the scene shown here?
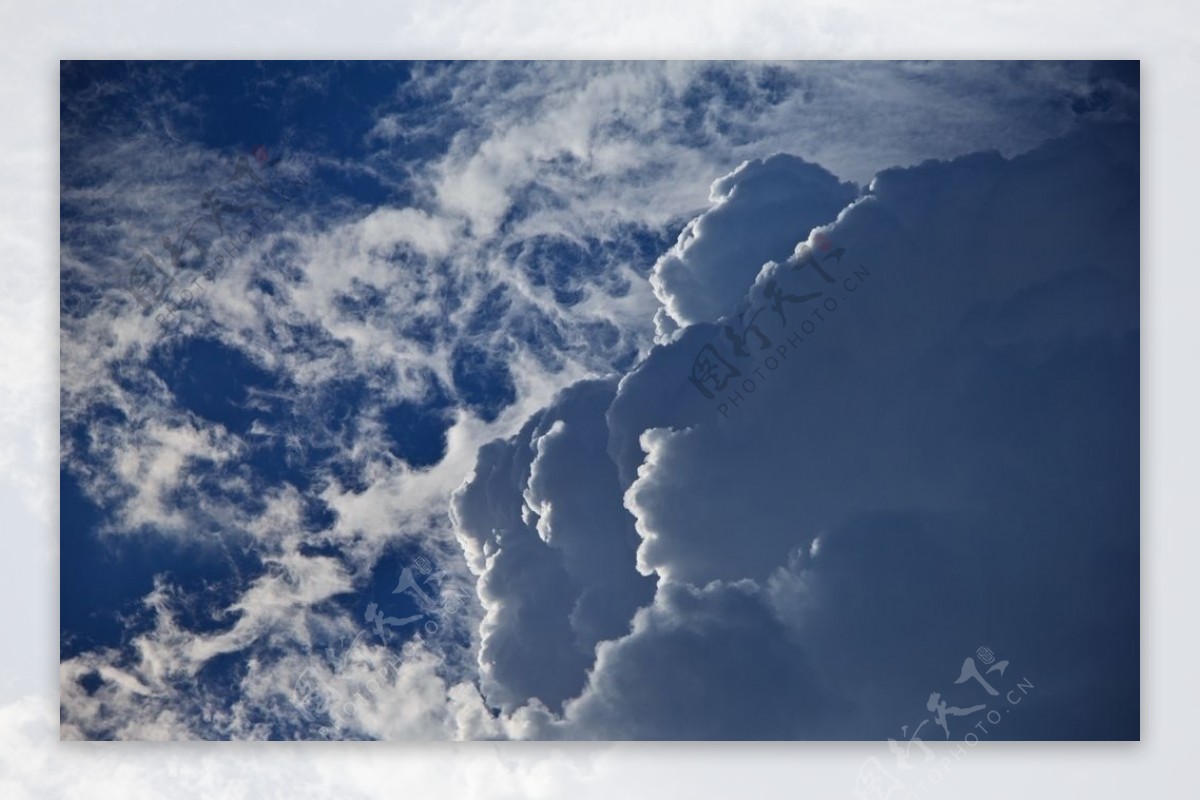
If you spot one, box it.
[650,153,857,333]
[548,579,842,740]
[451,379,655,714]
[453,119,1139,739]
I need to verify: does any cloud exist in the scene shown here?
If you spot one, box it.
[454,119,1139,739]
[548,579,841,740]
[57,61,1138,740]
[650,153,857,333]
[451,379,655,714]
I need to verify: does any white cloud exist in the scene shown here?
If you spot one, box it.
[650,153,857,332]
[451,379,655,714]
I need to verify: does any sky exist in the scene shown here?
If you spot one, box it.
[57,60,1139,742]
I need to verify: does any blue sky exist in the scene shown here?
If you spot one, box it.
[59,60,1138,740]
